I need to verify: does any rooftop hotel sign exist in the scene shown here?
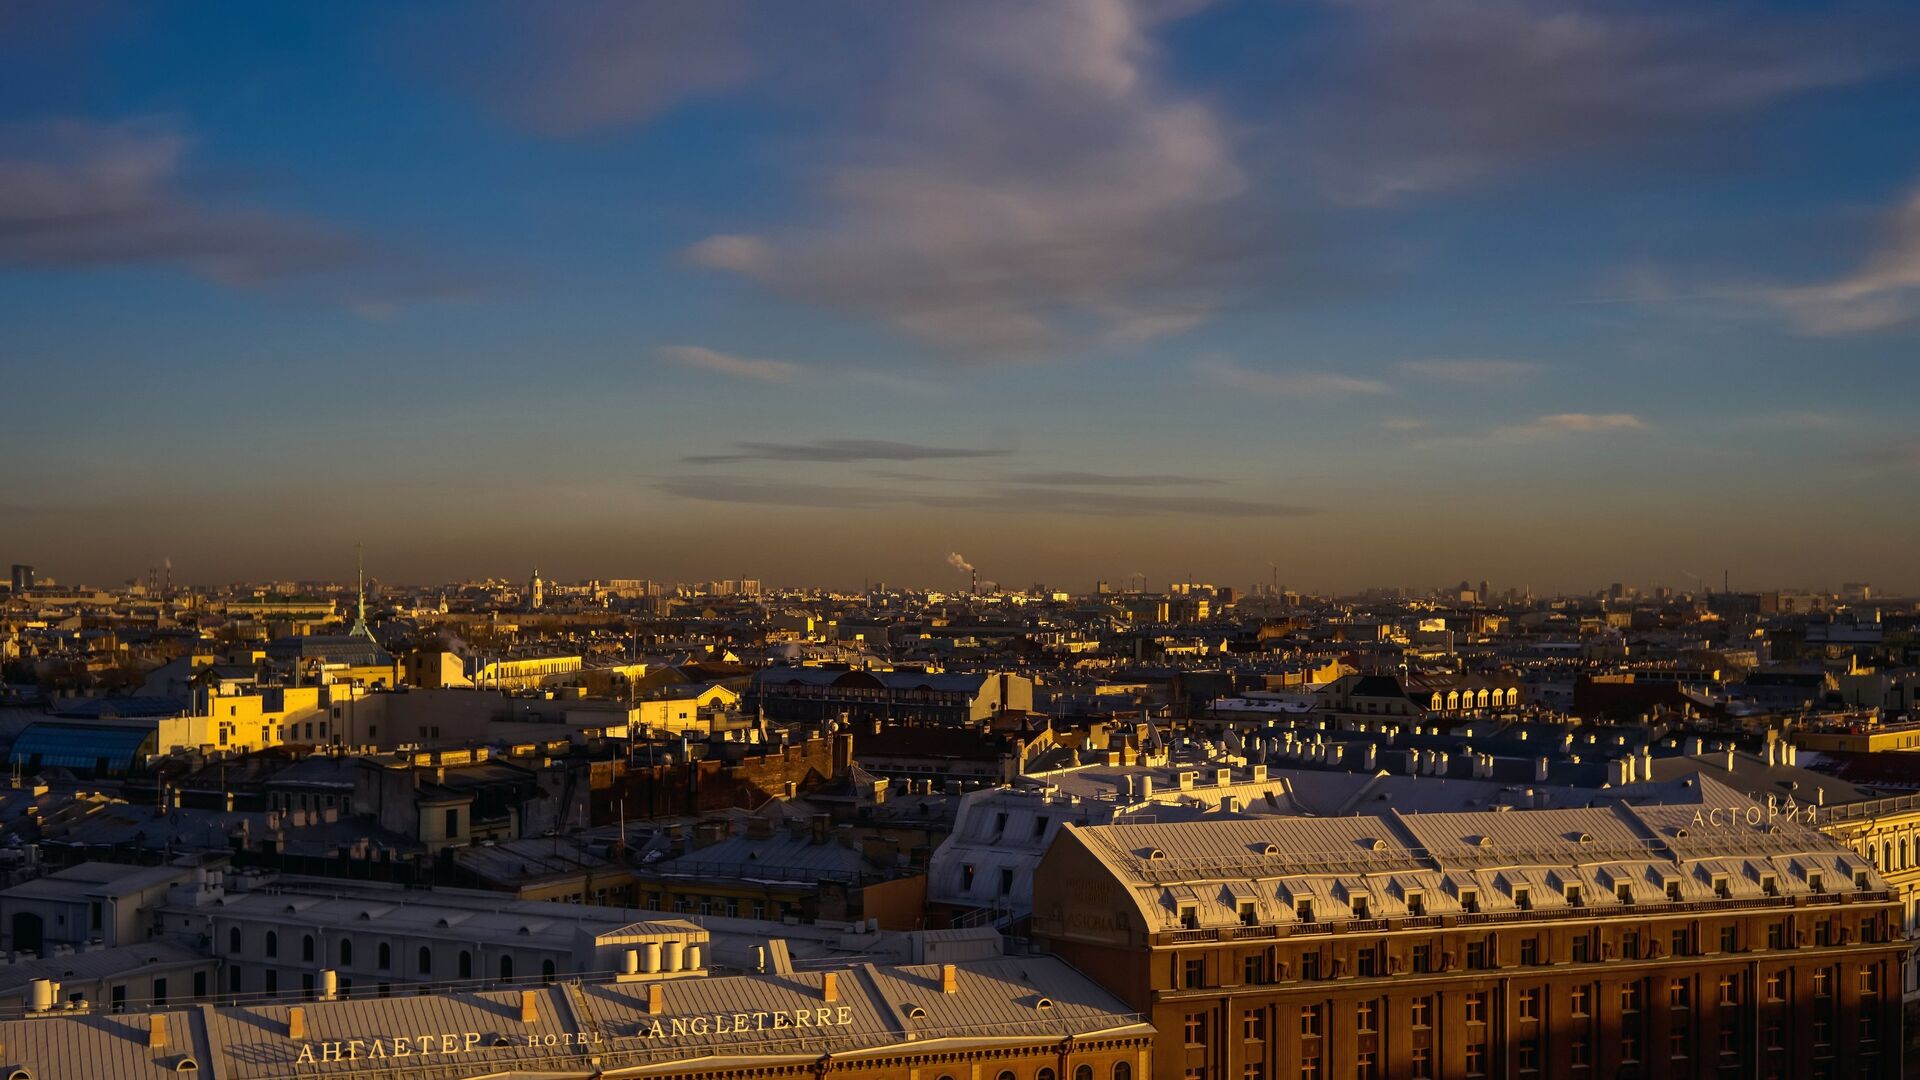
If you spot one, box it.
[293,1007,857,1064]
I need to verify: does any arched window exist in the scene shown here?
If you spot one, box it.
[996,1072,1015,1080]
[499,955,514,981]
[1037,1070,1057,1080]
[542,959,556,983]
[459,951,473,980]
[302,935,315,962]
[265,931,278,958]
[228,928,241,954]
[339,939,352,966]
[1114,1064,1132,1080]
[418,946,432,976]
[377,943,391,970]
[1077,1067,1095,1080]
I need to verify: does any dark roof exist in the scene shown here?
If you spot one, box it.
[9,723,156,776]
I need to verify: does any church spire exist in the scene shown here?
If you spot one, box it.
[349,541,375,640]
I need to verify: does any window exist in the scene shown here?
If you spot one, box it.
[1621,983,1642,1013]
[1299,1046,1320,1080]
[1666,879,1681,901]
[153,978,169,1007]
[1244,954,1267,985]
[1356,1000,1377,1032]
[1410,996,1432,1028]
[1034,815,1050,838]
[1719,925,1737,953]
[302,935,315,963]
[417,946,432,975]
[1514,886,1531,910]
[1460,889,1479,914]
[1570,1038,1590,1068]
[1671,929,1690,957]
[1300,951,1321,981]
[1355,1050,1377,1080]
[500,955,514,980]
[228,928,241,954]
[1621,930,1639,960]
[1356,945,1379,977]
[377,943,391,970]
[1184,958,1205,988]
[1764,1023,1783,1050]
[1669,979,1690,1008]
[339,939,352,967]
[459,951,473,979]
[1406,890,1425,916]
[1761,875,1778,897]
[1466,941,1488,970]
[1464,1043,1486,1077]
[999,868,1015,896]
[1767,922,1785,950]
[1295,899,1314,922]
[1184,1012,1207,1047]
[1809,871,1824,893]
[1714,875,1731,898]
[1517,1041,1539,1074]
[1520,938,1539,966]
[1411,1046,1433,1080]
[1566,883,1583,907]
[1518,988,1540,1020]
[1621,1031,1640,1064]
[1179,904,1199,929]
[1239,901,1258,926]
[1765,971,1785,1000]
[1242,1009,1265,1042]
[1616,882,1633,904]
[1570,984,1590,1016]
[1860,966,1880,995]
[1861,1013,1879,1041]
[265,931,277,958]
[1813,968,1831,998]
[1465,992,1487,1024]
[1411,944,1432,973]
[1299,1004,1323,1037]
[1572,934,1593,963]
[1078,1069,1095,1080]
[1115,1066,1132,1080]
[1351,895,1370,919]
[1718,975,1738,1005]
[1671,1029,1691,1059]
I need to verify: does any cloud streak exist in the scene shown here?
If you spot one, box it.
[658,476,1308,517]
[1763,183,1920,334]
[659,344,800,382]
[1193,356,1390,398]
[682,439,1012,465]
[1493,412,1647,439]
[1396,359,1540,383]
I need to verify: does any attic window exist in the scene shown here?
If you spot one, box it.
[1034,997,1055,1011]
[1513,886,1531,910]
[436,918,451,928]
[1459,889,1480,914]
[1371,839,1389,852]
[1855,869,1871,890]
[492,1035,515,1047]
[1615,883,1633,904]
[1761,875,1778,897]
[1405,891,1425,916]
[1576,833,1593,845]
[357,912,371,920]
[1673,828,1690,839]
[9,1070,31,1080]
[174,1060,200,1073]
[1350,895,1370,919]
[1565,884,1584,907]
[1177,903,1198,930]
[1665,880,1681,902]
[1237,901,1257,926]
[906,1004,926,1020]
[1808,872,1824,894]
[1147,848,1166,862]
[1260,843,1279,856]
[1475,836,1493,851]
[518,926,532,936]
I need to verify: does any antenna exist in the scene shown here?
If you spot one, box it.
[349,542,374,641]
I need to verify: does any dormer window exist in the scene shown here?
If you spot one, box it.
[1808,872,1824,894]
[1761,875,1778,897]
[1406,891,1426,916]
[1665,880,1681,902]
[1713,876,1731,899]
[1178,903,1198,930]
[1855,869,1870,890]
[1351,895,1370,919]
[1296,899,1315,922]
[1238,901,1257,926]
[1615,883,1633,905]
[1513,886,1531,911]
[1460,889,1480,914]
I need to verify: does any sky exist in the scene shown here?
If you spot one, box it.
[3,0,1919,594]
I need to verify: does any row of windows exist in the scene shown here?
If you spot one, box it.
[224,929,556,980]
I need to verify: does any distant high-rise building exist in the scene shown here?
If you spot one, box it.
[529,569,544,609]
[9,564,32,592]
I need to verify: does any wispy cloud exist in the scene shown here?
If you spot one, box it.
[659,344,800,383]
[1193,356,1389,398]
[1493,412,1648,439]
[0,117,488,307]
[1300,0,1916,204]
[1002,470,1222,487]
[1396,358,1539,383]
[1763,183,1920,334]
[657,476,1307,517]
[682,439,1011,465]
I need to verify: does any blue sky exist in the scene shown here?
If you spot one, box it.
[3,0,1919,593]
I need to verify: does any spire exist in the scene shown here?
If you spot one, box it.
[349,542,375,640]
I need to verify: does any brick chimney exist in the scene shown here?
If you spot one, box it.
[520,990,538,1024]
[148,1014,169,1050]
[941,964,958,994]
[822,972,838,1002]
[287,1006,306,1041]
[647,984,664,1014]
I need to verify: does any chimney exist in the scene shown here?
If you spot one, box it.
[320,969,338,1001]
[520,990,538,1024]
[941,964,958,994]
[647,984,664,1013]
[148,1014,169,1051]
[287,1006,306,1041]
[1535,757,1549,782]
[822,972,839,1002]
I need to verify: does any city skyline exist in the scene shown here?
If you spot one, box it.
[6,2,1920,590]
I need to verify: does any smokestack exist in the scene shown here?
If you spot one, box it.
[972,568,978,596]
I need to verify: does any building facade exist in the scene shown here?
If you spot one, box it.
[1034,786,1903,1080]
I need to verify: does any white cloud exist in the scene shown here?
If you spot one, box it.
[1193,356,1390,398]
[1396,358,1540,383]
[683,0,1247,356]
[1494,412,1647,439]
[659,344,799,383]
[1764,184,1920,335]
